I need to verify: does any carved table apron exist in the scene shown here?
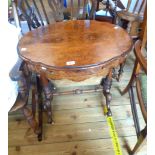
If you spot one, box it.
[18,20,132,129]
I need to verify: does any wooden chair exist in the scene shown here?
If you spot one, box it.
[9,0,41,140]
[9,0,59,141]
[15,0,64,32]
[9,0,97,141]
[121,16,147,154]
[116,0,147,38]
[15,0,96,32]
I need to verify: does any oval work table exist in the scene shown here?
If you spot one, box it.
[18,20,132,140]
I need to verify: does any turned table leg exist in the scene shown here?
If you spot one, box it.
[40,74,53,124]
[101,69,113,116]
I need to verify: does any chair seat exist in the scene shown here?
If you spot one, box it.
[117,11,143,22]
[138,74,147,110]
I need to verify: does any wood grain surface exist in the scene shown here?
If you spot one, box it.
[18,20,132,69]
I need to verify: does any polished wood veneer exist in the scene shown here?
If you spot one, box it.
[18,20,132,81]
[18,21,132,67]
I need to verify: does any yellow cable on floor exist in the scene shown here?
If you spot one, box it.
[104,106,123,155]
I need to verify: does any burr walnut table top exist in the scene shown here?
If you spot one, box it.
[18,20,132,68]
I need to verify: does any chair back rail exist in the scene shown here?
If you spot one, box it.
[12,0,21,29]
[32,0,45,26]
[39,0,50,24]
[15,0,96,31]
[82,0,87,19]
[126,0,146,15]
[48,0,64,21]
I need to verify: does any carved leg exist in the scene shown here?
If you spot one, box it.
[40,74,53,124]
[11,93,39,135]
[22,106,39,134]
[101,69,112,116]
[43,85,53,124]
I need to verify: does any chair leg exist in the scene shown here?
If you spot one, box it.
[121,60,138,95]
[132,126,147,154]
[136,78,147,123]
[129,86,141,136]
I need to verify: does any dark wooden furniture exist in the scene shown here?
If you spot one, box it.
[9,0,97,141]
[18,20,132,140]
[15,0,97,31]
[121,13,147,153]
[116,0,147,38]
